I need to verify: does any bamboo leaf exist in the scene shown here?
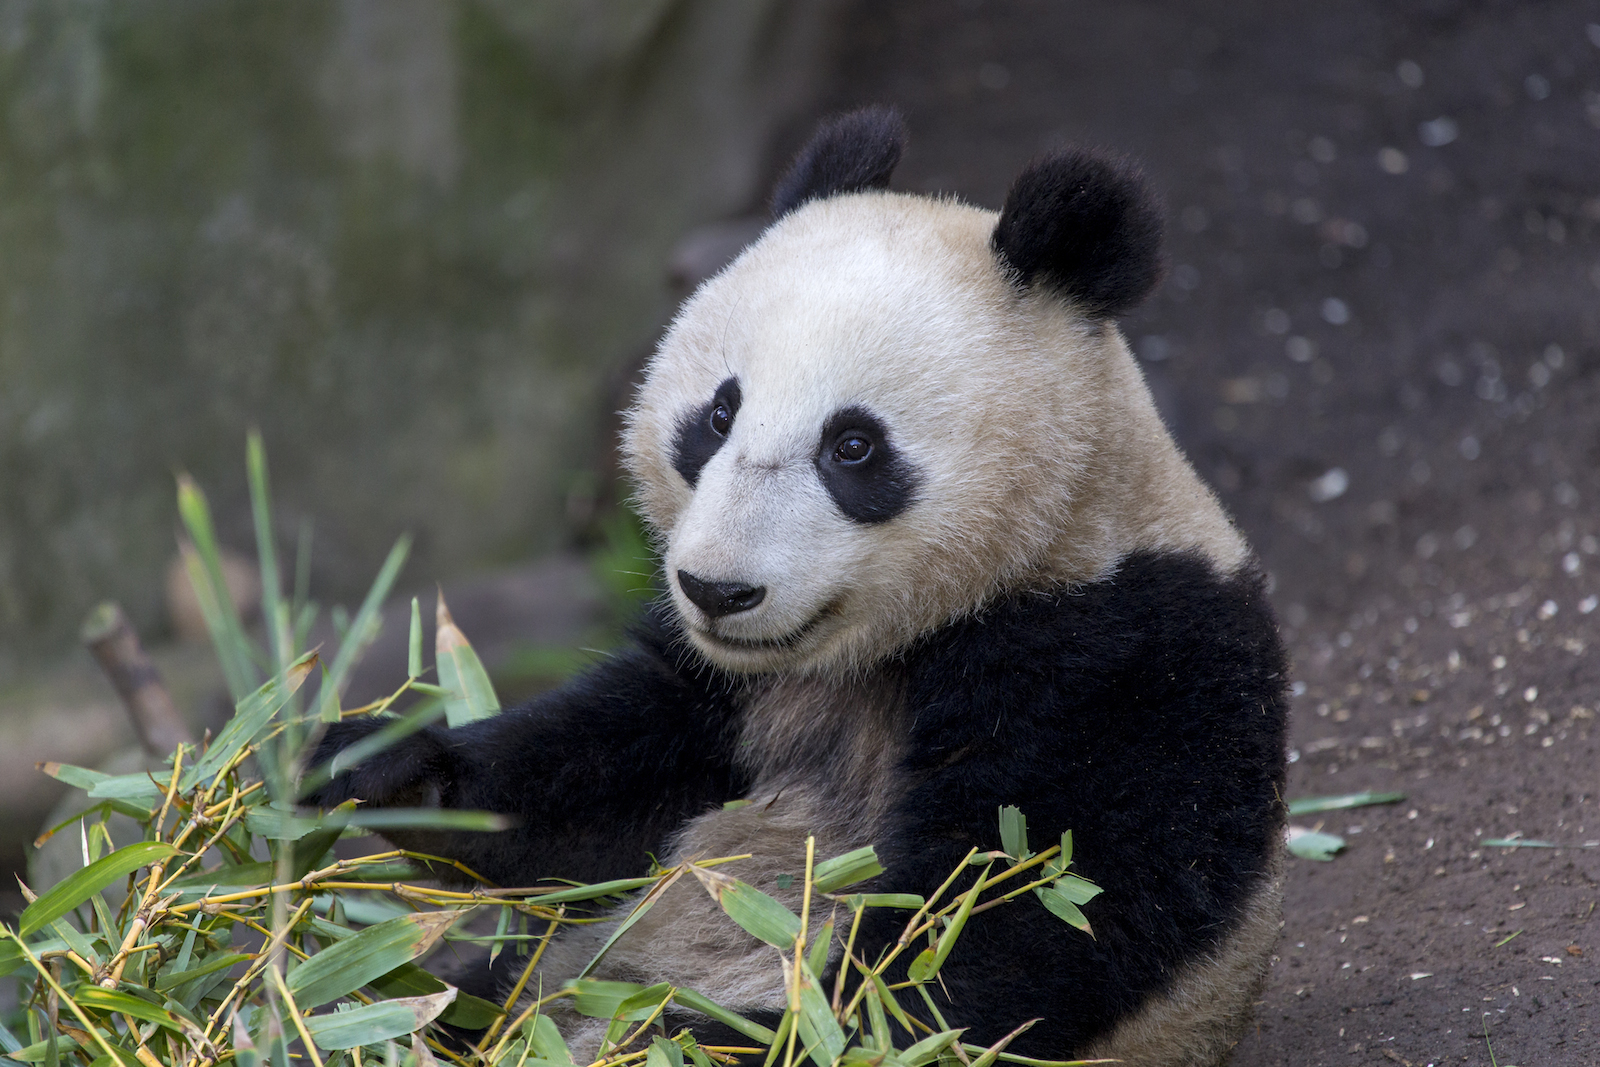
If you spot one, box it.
[36,763,108,793]
[900,1029,965,1067]
[527,1014,574,1065]
[648,1036,684,1067]
[287,911,461,1008]
[1287,792,1406,816]
[184,650,319,789]
[1049,874,1102,906]
[690,867,800,948]
[670,990,778,1044]
[345,809,511,833]
[1033,887,1091,935]
[153,953,254,992]
[177,476,260,701]
[407,597,423,679]
[811,846,884,893]
[1286,827,1346,862]
[567,980,658,1022]
[998,806,1030,861]
[435,591,500,726]
[806,917,833,978]
[247,431,291,672]
[85,773,165,804]
[910,863,989,983]
[364,966,504,1030]
[301,989,455,1050]
[793,960,846,1067]
[19,842,179,936]
[299,698,446,796]
[579,867,686,977]
[964,1019,1038,1067]
[843,894,924,910]
[1059,830,1072,867]
[74,988,184,1031]
[526,875,663,906]
[319,535,410,722]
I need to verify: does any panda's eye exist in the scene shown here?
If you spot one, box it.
[832,434,873,464]
[709,403,733,436]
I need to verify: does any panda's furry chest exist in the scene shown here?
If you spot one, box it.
[669,671,907,877]
[543,673,907,1025]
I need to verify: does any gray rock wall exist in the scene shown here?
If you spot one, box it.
[0,0,824,672]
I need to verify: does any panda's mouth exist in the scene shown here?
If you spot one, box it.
[701,601,838,652]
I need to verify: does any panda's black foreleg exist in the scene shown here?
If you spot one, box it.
[302,614,748,887]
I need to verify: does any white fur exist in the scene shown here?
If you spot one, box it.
[624,191,1245,677]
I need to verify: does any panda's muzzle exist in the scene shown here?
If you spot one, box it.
[677,570,766,618]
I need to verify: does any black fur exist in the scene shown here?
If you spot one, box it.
[671,377,741,489]
[770,106,906,219]
[991,148,1164,318]
[814,406,921,524]
[306,551,1286,1056]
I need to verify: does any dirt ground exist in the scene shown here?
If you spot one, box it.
[815,2,1600,1064]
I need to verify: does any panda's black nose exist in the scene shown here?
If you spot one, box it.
[677,570,766,618]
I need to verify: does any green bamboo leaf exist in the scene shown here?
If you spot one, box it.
[869,973,914,1036]
[345,809,511,833]
[526,875,662,906]
[900,1029,965,1067]
[648,1035,684,1067]
[177,475,260,701]
[998,806,1030,860]
[909,863,989,983]
[1033,886,1091,935]
[36,763,108,793]
[435,591,500,726]
[244,804,324,841]
[184,650,319,789]
[319,534,410,722]
[906,947,937,984]
[287,911,461,1008]
[247,431,291,672]
[567,980,657,1021]
[1059,830,1072,866]
[670,990,777,1044]
[806,917,833,978]
[526,1014,574,1065]
[1287,791,1406,816]
[963,1019,1038,1067]
[691,867,801,948]
[81,773,165,804]
[0,940,25,978]
[1286,827,1345,862]
[74,988,184,1031]
[20,842,179,936]
[844,894,924,910]
[811,846,884,893]
[793,960,845,1067]
[602,984,673,1051]
[863,983,890,1050]
[407,597,423,679]
[365,965,504,1030]
[1049,874,1102,906]
[153,953,254,992]
[301,989,455,1050]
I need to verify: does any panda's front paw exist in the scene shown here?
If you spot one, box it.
[301,717,451,811]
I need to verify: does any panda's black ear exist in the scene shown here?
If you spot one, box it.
[991,148,1164,318]
[770,106,906,219]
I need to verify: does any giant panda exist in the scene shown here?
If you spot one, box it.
[309,107,1288,1067]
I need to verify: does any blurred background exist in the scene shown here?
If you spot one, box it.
[2,2,1598,1060]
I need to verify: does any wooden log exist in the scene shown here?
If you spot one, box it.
[80,602,193,756]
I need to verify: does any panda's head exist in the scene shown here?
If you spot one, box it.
[624,107,1184,675]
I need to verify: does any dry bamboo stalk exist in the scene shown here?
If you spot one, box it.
[81,601,194,755]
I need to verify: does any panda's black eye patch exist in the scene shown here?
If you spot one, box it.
[672,377,741,488]
[815,407,919,524]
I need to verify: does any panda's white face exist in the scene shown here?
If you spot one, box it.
[624,192,1119,675]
